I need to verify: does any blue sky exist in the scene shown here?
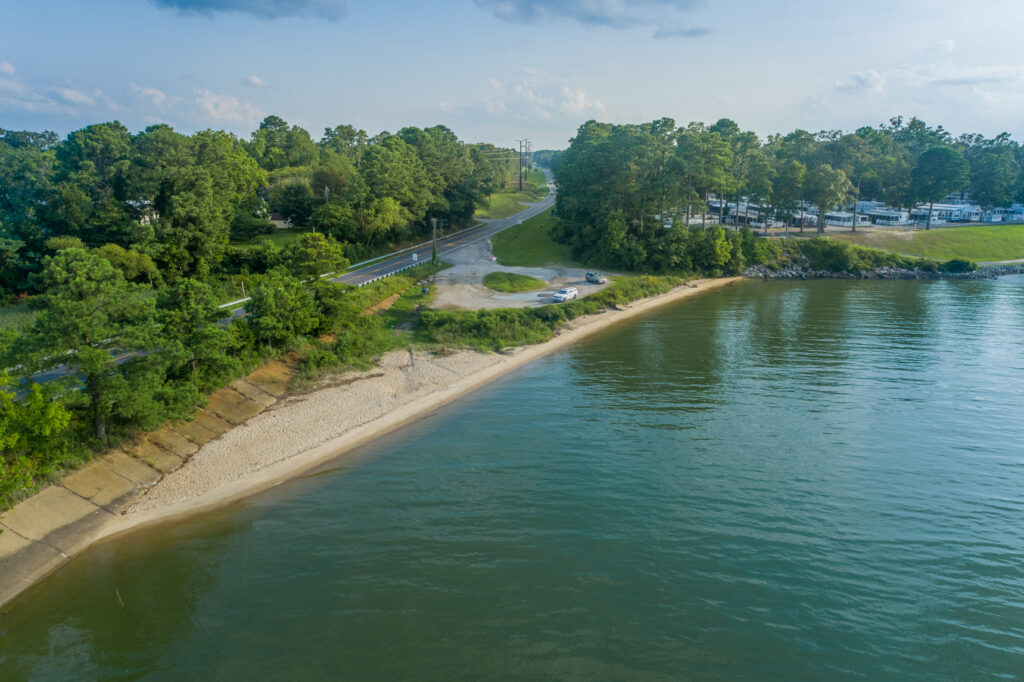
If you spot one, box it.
[3,0,1024,148]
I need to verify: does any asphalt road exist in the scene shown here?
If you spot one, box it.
[28,170,557,386]
[331,169,556,286]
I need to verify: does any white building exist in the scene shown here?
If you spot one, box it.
[910,203,982,224]
[983,205,1024,223]
[824,211,871,228]
[856,200,886,213]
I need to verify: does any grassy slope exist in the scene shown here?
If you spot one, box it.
[474,169,549,220]
[830,225,1024,262]
[482,271,547,293]
[491,213,582,268]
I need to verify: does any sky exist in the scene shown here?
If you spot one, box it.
[3,0,1024,149]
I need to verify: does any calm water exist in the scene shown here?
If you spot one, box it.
[3,278,1024,680]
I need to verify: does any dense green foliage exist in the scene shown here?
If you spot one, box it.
[0,119,516,301]
[554,120,777,272]
[553,117,1024,268]
[481,272,546,293]
[417,276,680,351]
[0,113,515,508]
[785,238,974,273]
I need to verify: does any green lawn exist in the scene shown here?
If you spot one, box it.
[482,271,547,293]
[491,213,582,268]
[474,192,541,220]
[474,169,549,220]
[830,225,1024,262]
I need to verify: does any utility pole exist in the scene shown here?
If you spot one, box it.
[517,139,524,191]
[431,217,438,264]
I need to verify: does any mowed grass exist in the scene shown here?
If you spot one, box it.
[482,271,547,293]
[474,169,549,220]
[491,213,582,268]
[475,192,541,220]
[830,225,1024,262]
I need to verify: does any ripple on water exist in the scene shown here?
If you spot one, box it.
[2,277,1024,680]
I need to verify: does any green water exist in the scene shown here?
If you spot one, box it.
[3,278,1024,680]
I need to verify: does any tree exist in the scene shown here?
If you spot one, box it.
[968,145,1018,209]
[247,116,317,170]
[0,376,73,505]
[270,181,314,226]
[17,249,157,442]
[159,279,238,390]
[310,202,358,242]
[772,159,806,233]
[93,243,158,284]
[48,121,133,247]
[247,270,319,346]
[284,232,349,279]
[804,165,855,234]
[676,124,733,228]
[911,146,970,229]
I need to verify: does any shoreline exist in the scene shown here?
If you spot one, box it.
[0,276,739,608]
[100,276,741,540]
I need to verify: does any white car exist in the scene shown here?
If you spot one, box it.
[553,287,578,302]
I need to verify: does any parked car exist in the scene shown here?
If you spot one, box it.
[585,271,607,284]
[553,287,578,302]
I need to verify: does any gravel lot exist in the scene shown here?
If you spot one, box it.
[430,238,611,309]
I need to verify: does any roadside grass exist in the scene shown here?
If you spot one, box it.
[491,213,583,268]
[474,191,541,220]
[0,302,39,334]
[482,271,547,293]
[474,169,549,220]
[829,225,1024,262]
[416,275,681,352]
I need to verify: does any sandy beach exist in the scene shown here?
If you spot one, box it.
[99,276,740,541]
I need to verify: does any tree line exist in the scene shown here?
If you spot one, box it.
[0,117,518,506]
[0,117,517,300]
[553,116,1019,270]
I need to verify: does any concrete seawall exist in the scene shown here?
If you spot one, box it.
[0,361,296,608]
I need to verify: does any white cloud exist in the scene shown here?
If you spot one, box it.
[131,83,174,110]
[194,88,264,124]
[560,86,606,117]
[243,74,266,87]
[836,70,886,95]
[0,61,14,76]
[475,68,616,125]
[54,87,95,105]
